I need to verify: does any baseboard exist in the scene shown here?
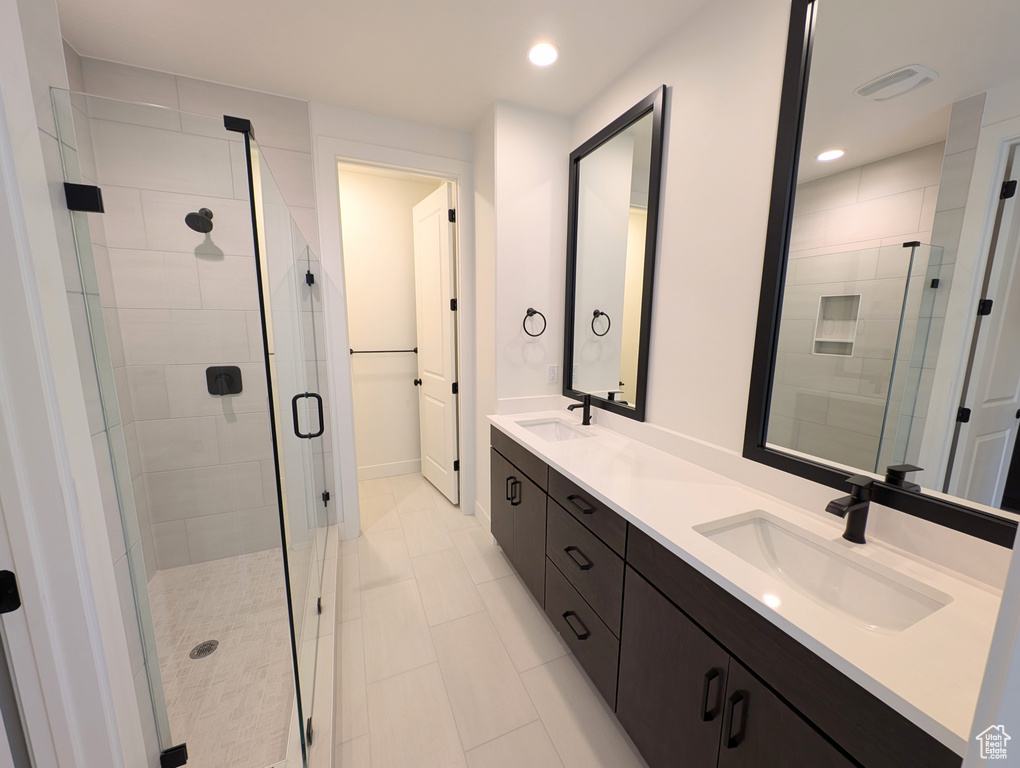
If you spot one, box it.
[475,500,490,530]
[357,460,421,481]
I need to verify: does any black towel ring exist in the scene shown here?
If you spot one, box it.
[523,308,547,337]
[592,309,611,337]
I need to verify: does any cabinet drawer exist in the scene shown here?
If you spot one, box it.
[549,469,627,556]
[546,500,624,635]
[491,426,548,490]
[545,559,619,708]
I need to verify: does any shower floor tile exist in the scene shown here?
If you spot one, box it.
[149,548,294,768]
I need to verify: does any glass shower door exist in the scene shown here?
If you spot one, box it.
[247,138,328,760]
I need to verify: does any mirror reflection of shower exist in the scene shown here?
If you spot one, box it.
[185,207,225,259]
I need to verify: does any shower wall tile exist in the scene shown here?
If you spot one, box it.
[215,413,274,464]
[124,421,143,479]
[145,462,265,522]
[113,367,134,423]
[67,291,107,436]
[152,520,190,569]
[176,77,312,153]
[92,119,234,197]
[825,188,925,245]
[136,416,220,472]
[119,309,176,365]
[113,553,146,676]
[81,58,180,112]
[141,527,157,582]
[170,309,253,363]
[825,394,887,437]
[133,476,151,533]
[793,168,861,215]
[935,150,977,213]
[185,511,242,563]
[124,367,171,420]
[856,143,945,202]
[108,249,202,310]
[238,506,283,554]
[260,147,316,209]
[196,255,260,310]
[99,186,148,250]
[93,431,127,561]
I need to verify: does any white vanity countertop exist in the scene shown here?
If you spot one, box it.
[489,411,1004,756]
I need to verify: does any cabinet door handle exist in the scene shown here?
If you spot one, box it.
[505,476,514,502]
[510,479,522,507]
[722,690,747,749]
[700,668,722,722]
[566,494,595,515]
[561,611,590,640]
[563,546,593,571]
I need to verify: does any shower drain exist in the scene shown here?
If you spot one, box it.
[189,640,219,660]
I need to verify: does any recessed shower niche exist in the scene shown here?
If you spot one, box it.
[812,294,860,356]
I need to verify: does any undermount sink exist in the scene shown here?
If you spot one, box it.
[695,511,952,633]
[517,417,592,442]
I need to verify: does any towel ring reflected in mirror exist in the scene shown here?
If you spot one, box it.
[523,307,547,337]
[591,309,611,337]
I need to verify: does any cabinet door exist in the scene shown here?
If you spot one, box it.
[617,567,730,768]
[512,473,546,605]
[489,448,514,560]
[718,661,856,768]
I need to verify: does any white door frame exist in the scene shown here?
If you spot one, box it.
[313,135,475,540]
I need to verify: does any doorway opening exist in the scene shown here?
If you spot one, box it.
[337,163,462,529]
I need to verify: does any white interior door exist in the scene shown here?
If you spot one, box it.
[413,183,460,504]
[954,166,1020,506]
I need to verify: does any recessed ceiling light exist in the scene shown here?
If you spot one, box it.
[529,43,558,67]
[817,149,845,162]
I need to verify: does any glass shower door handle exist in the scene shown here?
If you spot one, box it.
[291,393,324,439]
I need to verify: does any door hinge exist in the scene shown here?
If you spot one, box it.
[454,460,460,472]
[957,407,972,423]
[448,208,456,223]
[450,298,458,311]
[322,490,330,507]
[0,571,21,614]
[317,597,322,615]
[452,382,458,395]
[64,183,105,213]
[978,298,994,316]
[159,744,188,768]
[1001,180,1017,199]
[306,270,315,286]
[930,278,940,289]
[306,717,313,745]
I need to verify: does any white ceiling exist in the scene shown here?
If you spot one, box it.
[799,0,1020,181]
[57,0,709,132]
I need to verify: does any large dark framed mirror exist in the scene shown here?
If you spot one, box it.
[746,0,1020,546]
[563,85,666,421]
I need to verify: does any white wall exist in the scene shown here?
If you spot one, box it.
[338,167,442,479]
[473,108,496,522]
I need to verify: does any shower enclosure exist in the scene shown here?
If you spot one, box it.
[51,89,334,767]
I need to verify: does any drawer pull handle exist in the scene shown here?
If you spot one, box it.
[563,546,593,571]
[566,494,595,515]
[700,668,722,722]
[505,476,514,502]
[510,479,522,507]
[561,611,590,640]
[722,690,748,749]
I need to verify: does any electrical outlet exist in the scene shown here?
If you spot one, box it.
[547,365,558,384]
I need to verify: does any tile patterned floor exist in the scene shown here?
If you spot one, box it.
[149,548,295,768]
[334,472,648,768]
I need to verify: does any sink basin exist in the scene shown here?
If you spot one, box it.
[517,418,592,442]
[695,511,952,633]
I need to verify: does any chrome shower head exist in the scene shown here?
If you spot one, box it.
[185,208,214,234]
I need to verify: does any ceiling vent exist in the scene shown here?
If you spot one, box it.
[855,65,938,101]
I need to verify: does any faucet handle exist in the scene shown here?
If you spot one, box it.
[884,464,923,491]
[845,474,874,501]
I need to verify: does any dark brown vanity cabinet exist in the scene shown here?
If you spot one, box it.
[618,568,854,768]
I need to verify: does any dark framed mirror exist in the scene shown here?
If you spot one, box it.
[563,86,667,421]
[745,0,1020,547]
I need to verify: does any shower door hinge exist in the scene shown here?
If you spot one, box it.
[930,278,940,289]
[454,460,460,472]
[317,597,322,615]
[0,571,20,615]
[322,490,330,507]
[978,299,994,316]
[159,743,188,768]
[450,298,458,311]
[448,208,456,223]
[306,717,313,745]
[63,183,105,213]
[957,407,972,423]
[1001,180,1017,199]
[305,270,315,286]
[451,382,458,395]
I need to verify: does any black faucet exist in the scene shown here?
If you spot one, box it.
[825,475,874,544]
[568,394,592,426]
